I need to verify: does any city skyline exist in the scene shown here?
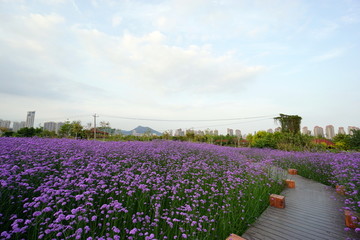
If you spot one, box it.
[1,111,358,137]
[0,1,359,133]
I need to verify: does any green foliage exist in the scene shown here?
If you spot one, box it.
[274,113,302,134]
[331,131,360,151]
[2,131,14,137]
[332,133,351,150]
[249,131,276,148]
[40,130,57,138]
[58,121,84,138]
[349,129,360,150]
[15,127,43,137]
[246,131,315,151]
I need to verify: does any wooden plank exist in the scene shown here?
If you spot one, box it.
[241,173,359,240]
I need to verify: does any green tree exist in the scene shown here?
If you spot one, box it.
[59,121,72,137]
[333,133,350,150]
[349,129,360,150]
[15,127,42,137]
[40,130,57,138]
[71,121,83,139]
[274,114,302,134]
[59,121,84,138]
[2,131,14,137]
[250,131,276,148]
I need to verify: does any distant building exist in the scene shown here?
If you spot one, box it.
[0,119,11,129]
[235,129,242,137]
[56,122,64,134]
[313,126,324,138]
[44,122,57,132]
[25,111,35,128]
[338,127,345,135]
[227,128,234,136]
[325,125,335,139]
[274,127,281,132]
[302,126,311,135]
[43,121,64,134]
[174,128,185,136]
[13,121,26,132]
[267,129,273,134]
[348,126,360,135]
[214,129,219,136]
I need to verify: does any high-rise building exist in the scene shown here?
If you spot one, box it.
[214,130,219,136]
[13,121,26,132]
[25,111,35,128]
[44,122,57,132]
[313,126,324,137]
[338,127,345,135]
[196,130,204,136]
[0,119,11,129]
[325,125,335,139]
[302,126,311,135]
[227,128,234,136]
[174,128,184,136]
[267,129,273,133]
[348,126,360,135]
[235,129,242,137]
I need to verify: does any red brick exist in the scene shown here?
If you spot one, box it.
[345,210,359,229]
[270,194,285,208]
[225,233,246,240]
[286,179,295,188]
[288,169,298,175]
[336,185,345,195]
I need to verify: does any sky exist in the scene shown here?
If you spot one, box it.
[1,0,359,135]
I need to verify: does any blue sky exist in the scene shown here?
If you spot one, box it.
[0,0,359,134]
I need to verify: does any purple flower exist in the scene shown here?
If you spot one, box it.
[33,211,41,217]
[129,228,137,234]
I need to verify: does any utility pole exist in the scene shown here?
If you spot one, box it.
[93,113,99,140]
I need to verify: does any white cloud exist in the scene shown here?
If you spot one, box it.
[112,15,122,27]
[310,48,345,62]
[0,9,266,117]
[72,27,265,98]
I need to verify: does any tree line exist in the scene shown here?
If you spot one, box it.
[1,114,359,151]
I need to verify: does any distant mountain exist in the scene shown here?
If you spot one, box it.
[118,126,162,136]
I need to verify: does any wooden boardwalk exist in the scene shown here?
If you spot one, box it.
[241,172,359,240]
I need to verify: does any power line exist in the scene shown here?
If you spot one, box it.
[36,115,90,121]
[190,117,274,129]
[157,117,274,132]
[100,114,276,122]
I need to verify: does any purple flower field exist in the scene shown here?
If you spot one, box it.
[1,138,359,239]
[0,138,284,240]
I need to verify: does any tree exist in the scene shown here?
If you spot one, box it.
[71,121,83,139]
[40,130,57,138]
[333,133,350,150]
[59,121,84,138]
[274,114,302,134]
[249,131,277,148]
[15,127,42,137]
[59,121,72,137]
[349,129,360,150]
[2,131,14,137]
